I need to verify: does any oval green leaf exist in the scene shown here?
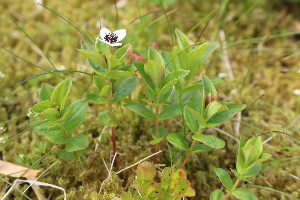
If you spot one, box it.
[206,103,246,128]
[125,103,156,120]
[31,120,66,144]
[65,134,89,152]
[214,168,233,191]
[63,99,88,131]
[192,134,225,149]
[115,43,130,59]
[166,133,189,152]
[158,103,182,120]
[148,46,165,66]
[232,189,258,200]
[31,100,53,113]
[112,76,138,102]
[210,189,225,200]
[51,77,72,108]
[39,83,54,102]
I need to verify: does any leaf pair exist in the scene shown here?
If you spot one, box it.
[30,78,89,159]
[121,161,196,200]
[211,136,272,200]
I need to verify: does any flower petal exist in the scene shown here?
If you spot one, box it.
[97,38,111,45]
[100,28,111,39]
[110,43,122,46]
[114,29,126,42]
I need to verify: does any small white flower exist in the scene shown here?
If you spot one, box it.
[294,89,300,95]
[96,28,126,46]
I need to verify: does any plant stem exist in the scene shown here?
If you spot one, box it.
[180,139,197,169]
[154,105,160,163]
[180,128,202,169]
[108,78,117,155]
[222,178,241,200]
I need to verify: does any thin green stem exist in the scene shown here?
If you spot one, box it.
[136,0,145,32]
[180,128,203,169]
[154,100,160,163]
[108,78,117,154]
[180,139,197,169]
[222,178,241,200]
[158,0,174,45]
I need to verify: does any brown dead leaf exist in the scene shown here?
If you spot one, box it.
[0,160,40,177]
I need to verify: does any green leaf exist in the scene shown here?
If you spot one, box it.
[106,54,122,70]
[210,189,225,200]
[93,76,107,91]
[181,77,223,93]
[148,46,165,66]
[204,101,227,121]
[49,110,73,127]
[161,167,173,189]
[192,144,212,153]
[121,193,134,200]
[158,69,190,96]
[115,43,130,59]
[98,110,110,125]
[243,163,262,178]
[163,70,190,86]
[245,136,263,156]
[166,133,189,152]
[133,61,156,93]
[95,38,109,54]
[125,103,156,120]
[232,189,258,200]
[77,49,107,71]
[105,70,135,80]
[31,120,67,144]
[39,83,54,102]
[214,168,233,191]
[158,87,173,104]
[112,76,138,102]
[206,103,246,128]
[175,29,191,53]
[41,108,60,122]
[184,106,200,134]
[236,139,246,173]
[231,169,251,182]
[142,99,167,107]
[51,77,72,109]
[86,93,111,104]
[65,134,89,152]
[144,60,165,93]
[149,137,165,145]
[186,95,203,113]
[185,106,206,128]
[63,99,88,131]
[81,43,106,74]
[189,42,218,68]
[158,103,181,120]
[202,74,217,98]
[242,145,259,167]
[192,134,225,149]
[246,153,271,170]
[171,46,198,80]
[100,85,110,98]
[31,100,53,113]
[57,149,85,160]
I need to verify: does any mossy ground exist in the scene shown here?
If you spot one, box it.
[1,0,300,199]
